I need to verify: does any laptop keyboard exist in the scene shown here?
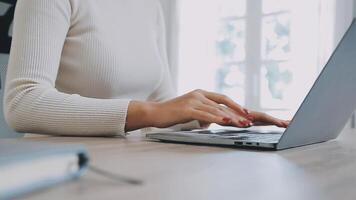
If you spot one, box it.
[189,129,283,143]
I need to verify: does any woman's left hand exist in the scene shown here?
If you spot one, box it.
[199,109,290,128]
[246,110,290,128]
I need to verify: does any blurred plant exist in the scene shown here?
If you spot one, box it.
[264,62,292,99]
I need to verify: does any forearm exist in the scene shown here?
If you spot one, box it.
[4,84,131,136]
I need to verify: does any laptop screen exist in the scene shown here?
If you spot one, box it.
[277,20,356,149]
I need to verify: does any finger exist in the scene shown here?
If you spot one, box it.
[251,121,271,126]
[196,103,231,119]
[252,120,286,127]
[194,105,244,127]
[280,122,290,128]
[249,112,282,127]
[202,99,251,127]
[220,106,252,127]
[201,98,236,118]
[262,115,286,127]
[248,111,290,128]
[266,117,285,127]
[192,108,249,128]
[191,109,229,125]
[200,96,251,124]
[244,109,255,121]
[281,120,291,128]
[200,91,249,117]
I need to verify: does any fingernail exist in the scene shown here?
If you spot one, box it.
[239,120,247,126]
[244,109,250,114]
[223,117,232,124]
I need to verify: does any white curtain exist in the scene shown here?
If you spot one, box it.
[159,0,179,89]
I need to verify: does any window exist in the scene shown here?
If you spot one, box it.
[177,0,320,118]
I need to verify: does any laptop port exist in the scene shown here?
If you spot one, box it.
[246,142,252,145]
[235,142,243,145]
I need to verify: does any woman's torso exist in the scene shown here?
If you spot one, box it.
[56,0,164,100]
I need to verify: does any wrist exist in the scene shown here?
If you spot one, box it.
[126,101,159,131]
[141,101,160,127]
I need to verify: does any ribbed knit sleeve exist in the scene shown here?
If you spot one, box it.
[4,0,131,136]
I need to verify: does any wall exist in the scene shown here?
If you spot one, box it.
[0,0,21,137]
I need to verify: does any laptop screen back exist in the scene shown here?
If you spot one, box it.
[277,20,356,149]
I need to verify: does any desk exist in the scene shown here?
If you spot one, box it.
[19,126,356,200]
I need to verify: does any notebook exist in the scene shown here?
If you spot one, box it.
[0,139,89,199]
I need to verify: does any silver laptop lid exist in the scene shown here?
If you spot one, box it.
[277,20,356,150]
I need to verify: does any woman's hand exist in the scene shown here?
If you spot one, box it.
[246,111,291,128]
[125,89,290,132]
[151,89,253,128]
[125,89,252,132]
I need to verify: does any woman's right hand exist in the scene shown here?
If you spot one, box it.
[125,89,252,132]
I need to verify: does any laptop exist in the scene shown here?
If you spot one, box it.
[147,20,356,150]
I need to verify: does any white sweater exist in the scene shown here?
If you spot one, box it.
[4,0,198,136]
